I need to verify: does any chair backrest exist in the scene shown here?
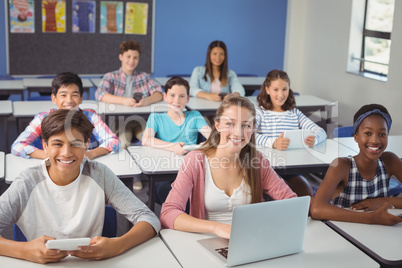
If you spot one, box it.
[333,126,354,138]
[389,177,402,197]
[13,205,117,241]
[237,74,258,77]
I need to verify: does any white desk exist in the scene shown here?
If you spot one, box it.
[186,97,221,113]
[99,101,170,116]
[127,146,185,211]
[12,100,101,132]
[326,209,402,267]
[160,218,378,268]
[90,78,102,87]
[22,78,93,99]
[257,139,357,176]
[0,152,4,180]
[335,135,402,157]
[0,80,26,100]
[5,150,140,184]
[0,236,180,267]
[0,100,13,152]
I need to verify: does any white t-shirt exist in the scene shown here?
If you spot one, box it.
[204,157,251,224]
[0,158,160,241]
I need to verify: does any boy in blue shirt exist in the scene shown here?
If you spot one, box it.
[142,76,211,202]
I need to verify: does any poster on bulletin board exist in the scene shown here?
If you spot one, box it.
[100,1,124,34]
[72,0,96,33]
[125,2,148,35]
[9,0,35,33]
[42,0,66,33]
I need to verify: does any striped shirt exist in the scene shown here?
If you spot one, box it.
[255,107,327,148]
[95,68,162,101]
[332,156,390,208]
[11,109,120,158]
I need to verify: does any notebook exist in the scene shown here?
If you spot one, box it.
[197,196,310,266]
[283,129,314,149]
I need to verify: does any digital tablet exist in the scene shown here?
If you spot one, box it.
[283,129,314,149]
[45,238,91,251]
[182,144,201,151]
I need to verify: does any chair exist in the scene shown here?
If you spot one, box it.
[237,74,257,77]
[13,205,117,241]
[27,95,52,101]
[333,126,354,138]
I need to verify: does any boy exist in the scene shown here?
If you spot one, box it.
[96,40,163,190]
[11,72,120,160]
[0,109,160,264]
[142,76,211,203]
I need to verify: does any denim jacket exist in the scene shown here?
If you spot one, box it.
[189,66,245,97]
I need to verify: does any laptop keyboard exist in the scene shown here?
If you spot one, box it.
[215,247,229,259]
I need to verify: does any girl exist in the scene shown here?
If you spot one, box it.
[160,96,296,239]
[255,69,327,196]
[311,104,402,225]
[189,40,245,101]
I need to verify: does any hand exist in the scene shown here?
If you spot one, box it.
[172,142,187,155]
[351,198,393,212]
[273,133,289,150]
[122,97,136,107]
[23,236,68,264]
[71,236,119,260]
[134,97,150,107]
[214,222,231,239]
[369,203,402,225]
[304,135,315,147]
[207,93,222,102]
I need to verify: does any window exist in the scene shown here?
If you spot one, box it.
[347,0,395,81]
[360,0,394,76]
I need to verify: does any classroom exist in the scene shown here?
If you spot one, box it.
[1,0,402,267]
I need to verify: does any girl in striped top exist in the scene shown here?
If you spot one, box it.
[311,104,402,225]
[255,69,327,197]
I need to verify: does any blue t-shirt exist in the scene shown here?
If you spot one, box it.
[145,110,208,144]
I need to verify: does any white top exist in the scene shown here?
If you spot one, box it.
[0,158,160,241]
[159,219,378,268]
[204,156,251,224]
[0,236,180,267]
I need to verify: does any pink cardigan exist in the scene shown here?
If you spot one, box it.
[160,150,297,229]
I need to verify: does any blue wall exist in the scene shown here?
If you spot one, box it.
[0,0,287,77]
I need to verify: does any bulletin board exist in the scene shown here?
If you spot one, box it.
[6,0,154,75]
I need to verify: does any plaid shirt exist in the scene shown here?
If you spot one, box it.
[95,68,162,101]
[11,109,120,158]
[332,156,390,208]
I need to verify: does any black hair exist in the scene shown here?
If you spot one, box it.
[51,72,83,96]
[164,76,190,95]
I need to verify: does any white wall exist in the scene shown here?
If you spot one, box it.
[285,0,402,134]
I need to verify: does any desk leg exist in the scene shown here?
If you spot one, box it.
[145,175,156,212]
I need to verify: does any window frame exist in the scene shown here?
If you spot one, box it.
[359,0,392,76]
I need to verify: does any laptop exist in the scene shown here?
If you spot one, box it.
[283,129,314,149]
[197,196,310,266]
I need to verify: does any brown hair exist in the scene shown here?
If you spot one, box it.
[165,76,190,95]
[120,40,141,55]
[204,40,228,87]
[200,96,261,204]
[41,109,94,144]
[257,69,296,111]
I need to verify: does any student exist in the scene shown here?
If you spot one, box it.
[255,69,327,197]
[95,40,163,146]
[11,72,120,160]
[142,76,211,204]
[311,104,402,225]
[189,40,245,101]
[0,109,160,264]
[160,96,296,239]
